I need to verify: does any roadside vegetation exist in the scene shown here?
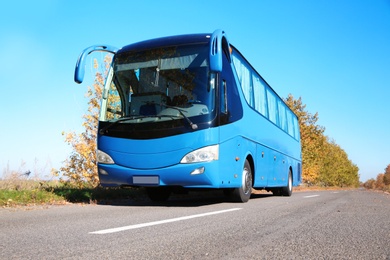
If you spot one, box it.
[1,56,361,207]
[0,176,143,207]
[285,95,359,187]
[362,164,390,193]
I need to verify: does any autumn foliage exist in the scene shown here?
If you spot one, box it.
[285,95,359,187]
[59,57,360,188]
[56,56,112,188]
[363,164,390,192]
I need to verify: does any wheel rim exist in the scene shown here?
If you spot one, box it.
[242,167,252,195]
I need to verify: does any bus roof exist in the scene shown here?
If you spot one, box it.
[118,33,211,54]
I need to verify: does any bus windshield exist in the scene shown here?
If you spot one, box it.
[100,43,215,133]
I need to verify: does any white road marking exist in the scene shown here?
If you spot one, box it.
[303,195,320,198]
[90,208,242,235]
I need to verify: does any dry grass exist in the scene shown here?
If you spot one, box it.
[0,177,65,207]
[0,176,141,207]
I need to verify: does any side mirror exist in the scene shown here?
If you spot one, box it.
[74,45,118,84]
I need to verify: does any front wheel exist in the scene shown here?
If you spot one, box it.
[232,159,253,203]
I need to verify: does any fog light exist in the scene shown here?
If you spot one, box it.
[190,167,205,175]
[99,169,109,175]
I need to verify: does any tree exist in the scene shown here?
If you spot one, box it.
[285,94,326,184]
[319,140,359,187]
[285,94,359,187]
[56,55,112,187]
[375,174,385,190]
[362,164,390,191]
[363,178,376,189]
[383,164,390,186]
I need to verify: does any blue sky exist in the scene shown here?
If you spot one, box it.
[1,0,389,182]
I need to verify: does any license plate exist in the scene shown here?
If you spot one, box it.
[133,176,159,185]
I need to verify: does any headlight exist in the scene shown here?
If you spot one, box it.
[97,150,115,164]
[180,145,219,164]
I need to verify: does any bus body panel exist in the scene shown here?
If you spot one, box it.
[97,126,248,189]
[98,161,221,188]
[246,108,301,188]
[218,133,254,188]
[218,73,301,189]
[98,128,218,170]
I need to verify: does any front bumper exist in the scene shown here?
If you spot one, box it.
[97,161,224,188]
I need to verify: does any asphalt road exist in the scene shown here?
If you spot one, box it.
[1,189,389,259]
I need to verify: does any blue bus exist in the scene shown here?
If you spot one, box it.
[74,29,301,202]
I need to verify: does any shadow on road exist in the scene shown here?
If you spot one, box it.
[96,189,274,207]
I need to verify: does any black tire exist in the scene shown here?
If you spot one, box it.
[232,159,253,203]
[146,187,171,202]
[280,170,293,196]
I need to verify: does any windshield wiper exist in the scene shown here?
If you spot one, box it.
[159,103,198,130]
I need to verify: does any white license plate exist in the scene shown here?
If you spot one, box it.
[133,176,159,185]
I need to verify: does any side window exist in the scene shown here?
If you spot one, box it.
[293,116,300,139]
[278,100,287,131]
[221,80,227,114]
[106,81,122,120]
[286,109,294,137]
[219,50,243,125]
[232,54,252,106]
[266,89,278,125]
[232,50,270,119]
[252,74,268,118]
[231,48,299,138]
[286,110,300,140]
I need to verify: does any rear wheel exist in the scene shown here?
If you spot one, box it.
[280,170,293,196]
[146,187,171,202]
[232,159,252,203]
